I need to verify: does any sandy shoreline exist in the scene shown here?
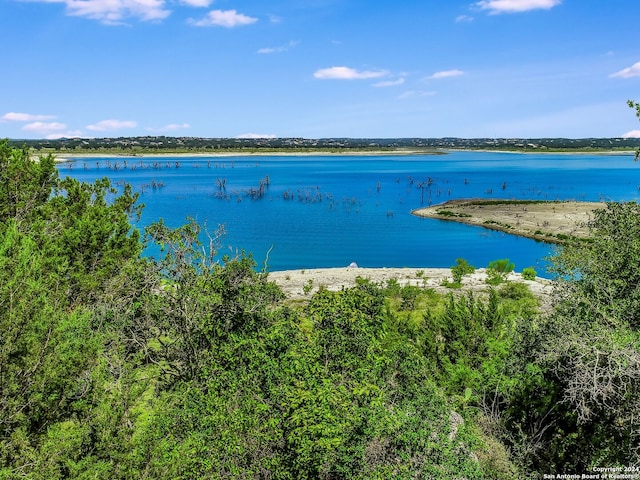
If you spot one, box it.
[50,148,638,163]
[462,149,636,156]
[51,149,438,162]
[267,266,553,307]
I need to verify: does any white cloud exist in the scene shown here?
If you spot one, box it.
[456,15,474,22]
[257,47,280,54]
[610,62,640,79]
[22,121,67,134]
[86,119,137,131]
[190,9,258,27]
[476,0,562,14]
[257,40,298,54]
[236,133,277,139]
[622,130,640,139]
[146,123,191,132]
[429,69,465,79]
[314,66,388,80]
[373,78,405,88]
[35,0,171,24]
[179,0,212,7]
[2,112,56,122]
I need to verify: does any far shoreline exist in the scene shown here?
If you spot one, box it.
[51,149,441,162]
[49,148,639,163]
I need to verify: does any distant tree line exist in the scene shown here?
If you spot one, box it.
[9,135,640,153]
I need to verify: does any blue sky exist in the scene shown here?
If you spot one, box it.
[2,0,640,139]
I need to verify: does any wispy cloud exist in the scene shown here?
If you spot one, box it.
[189,9,258,27]
[2,112,56,122]
[3,111,82,138]
[28,0,171,25]
[21,122,83,139]
[622,130,640,139]
[146,123,191,132]
[456,15,474,22]
[22,121,67,134]
[428,69,465,79]
[179,0,212,7]
[373,78,405,88]
[257,40,299,54]
[237,133,277,139]
[86,119,137,131]
[609,61,640,79]
[314,66,388,80]
[476,0,562,14]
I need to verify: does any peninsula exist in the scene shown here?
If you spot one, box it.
[412,199,605,243]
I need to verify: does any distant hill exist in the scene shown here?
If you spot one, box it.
[9,135,640,153]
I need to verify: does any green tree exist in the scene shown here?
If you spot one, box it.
[551,202,640,329]
[502,201,640,471]
[43,177,143,303]
[0,140,57,225]
[0,142,147,477]
[0,222,102,472]
[141,218,283,385]
[486,258,515,285]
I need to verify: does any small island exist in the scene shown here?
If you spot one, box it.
[412,199,605,243]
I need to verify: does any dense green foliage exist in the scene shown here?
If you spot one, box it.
[10,135,640,156]
[1,140,638,478]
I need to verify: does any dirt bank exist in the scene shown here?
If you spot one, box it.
[412,199,605,243]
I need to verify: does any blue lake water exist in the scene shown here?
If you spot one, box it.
[58,151,640,277]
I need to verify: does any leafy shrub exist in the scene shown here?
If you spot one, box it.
[486,258,514,285]
[436,209,472,218]
[441,277,461,289]
[384,277,401,296]
[302,278,314,294]
[498,281,532,301]
[489,259,515,274]
[452,258,475,280]
[446,258,476,288]
[521,267,537,280]
[400,284,421,310]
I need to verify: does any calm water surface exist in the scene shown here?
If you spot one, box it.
[59,151,640,277]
